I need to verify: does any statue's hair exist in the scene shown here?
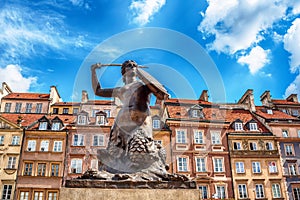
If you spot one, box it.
[121,60,137,75]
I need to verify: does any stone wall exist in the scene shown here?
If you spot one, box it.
[59,188,200,200]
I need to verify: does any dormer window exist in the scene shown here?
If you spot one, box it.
[39,122,48,130]
[249,122,258,131]
[267,109,273,114]
[96,111,107,125]
[189,105,204,118]
[77,111,89,125]
[38,116,50,130]
[52,122,60,130]
[153,119,160,129]
[233,119,243,131]
[51,117,63,131]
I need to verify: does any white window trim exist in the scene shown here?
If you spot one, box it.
[177,156,189,172]
[213,157,224,172]
[211,131,221,145]
[40,140,49,152]
[93,134,104,146]
[53,141,63,152]
[195,157,206,172]
[71,159,82,173]
[194,129,204,144]
[176,129,187,144]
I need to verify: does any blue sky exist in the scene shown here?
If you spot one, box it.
[0,0,300,104]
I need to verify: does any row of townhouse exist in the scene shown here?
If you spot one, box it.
[1,83,300,199]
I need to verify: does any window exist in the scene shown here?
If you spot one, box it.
[195,157,206,172]
[266,142,274,150]
[71,159,82,173]
[233,142,242,150]
[19,191,29,200]
[36,103,42,113]
[15,103,22,113]
[289,164,297,176]
[93,135,104,146]
[33,191,43,200]
[91,159,98,170]
[282,130,289,137]
[152,119,160,129]
[216,186,226,199]
[40,140,49,152]
[51,122,60,131]
[294,188,300,200]
[298,130,300,138]
[249,142,257,150]
[51,164,59,176]
[25,103,32,113]
[252,162,261,173]
[39,122,47,130]
[255,184,265,198]
[92,109,99,117]
[177,157,188,172]
[23,163,33,176]
[238,184,248,199]
[194,130,204,144]
[73,108,79,114]
[214,158,223,172]
[211,131,221,144]
[236,162,245,173]
[96,115,105,125]
[176,130,187,143]
[27,140,36,151]
[0,135,4,145]
[52,108,58,114]
[73,134,84,146]
[272,184,281,198]
[249,122,258,131]
[48,192,57,200]
[53,141,62,152]
[268,161,278,173]
[267,109,273,114]
[199,185,208,199]
[285,144,294,156]
[192,109,203,118]
[7,156,16,169]
[292,109,299,116]
[104,109,111,117]
[63,108,69,114]
[11,136,20,145]
[235,122,243,131]
[37,163,46,176]
[1,185,12,200]
[77,115,87,125]
[4,103,11,113]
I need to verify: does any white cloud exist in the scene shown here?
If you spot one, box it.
[0,3,94,66]
[0,64,37,92]
[237,46,270,74]
[198,0,287,54]
[129,0,166,26]
[283,18,300,73]
[285,74,300,98]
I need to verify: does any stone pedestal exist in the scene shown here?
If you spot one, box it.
[59,188,200,200]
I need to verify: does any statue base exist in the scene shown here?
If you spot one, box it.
[59,187,200,200]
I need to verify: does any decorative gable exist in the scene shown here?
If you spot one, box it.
[0,116,20,129]
[51,116,63,130]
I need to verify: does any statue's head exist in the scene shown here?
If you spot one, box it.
[121,60,138,83]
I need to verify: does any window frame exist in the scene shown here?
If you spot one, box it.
[15,102,22,113]
[213,158,224,172]
[194,130,204,144]
[177,157,188,172]
[238,184,248,199]
[255,184,265,198]
[93,134,104,146]
[252,161,261,173]
[25,103,32,113]
[176,129,187,144]
[53,141,63,152]
[36,103,42,113]
[195,157,206,172]
[27,140,36,151]
[23,162,33,176]
[285,144,294,156]
[4,103,11,113]
[152,119,160,129]
[272,183,281,198]
[7,156,17,169]
[235,162,245,173]
[11,135,20,145]
[73,134,84,146]
[40,140,49,152]
[211,131,221,145]
[1,184,12,200]
[70,159,83,174]
[37,163,47,176]
[234,122,243,131]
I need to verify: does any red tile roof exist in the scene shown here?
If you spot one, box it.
[3,93,50,100]
[272,99,300,105]
[86,100,115,105]
[255,106,298,120]
[52,102,81,106]
[0,113,45,127]
[165,98,212,105]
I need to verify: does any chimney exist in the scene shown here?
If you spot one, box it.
[260,90,272,107]
[199,90,209,102]
[81,90,89,103]
[238,89,256,112]
[286,94,298,103]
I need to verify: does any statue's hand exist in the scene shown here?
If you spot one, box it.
[91,63,102,71]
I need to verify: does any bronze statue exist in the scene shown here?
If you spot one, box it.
[91,60,169,178]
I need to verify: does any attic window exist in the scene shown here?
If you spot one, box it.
[39,122,47,130]
[153,119,160,129]
[234,122,243,131]
[96,115,106,125]
[77,115,87,125]
[267,109,273,114]
[249,122,258,131]
[52,122,61,131]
